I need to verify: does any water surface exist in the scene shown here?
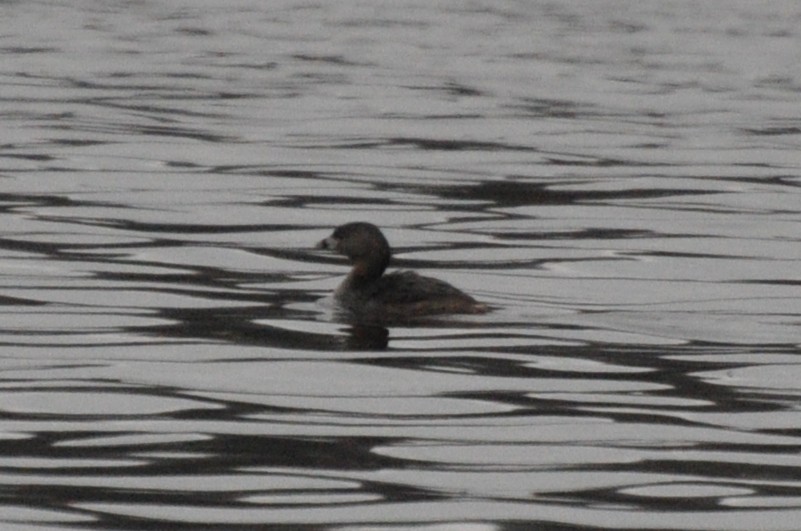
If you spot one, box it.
[2,1,801,530]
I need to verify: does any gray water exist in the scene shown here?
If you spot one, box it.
[2,1,801,530]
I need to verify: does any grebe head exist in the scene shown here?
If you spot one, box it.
[318,222,391,280]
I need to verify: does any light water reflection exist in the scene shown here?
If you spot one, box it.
[2,1,801,530]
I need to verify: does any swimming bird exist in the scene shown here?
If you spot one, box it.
[317,222,487,319]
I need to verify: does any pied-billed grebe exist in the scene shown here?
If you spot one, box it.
[317,222,488,318]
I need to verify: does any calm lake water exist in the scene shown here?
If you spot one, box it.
[2,1,801,530]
